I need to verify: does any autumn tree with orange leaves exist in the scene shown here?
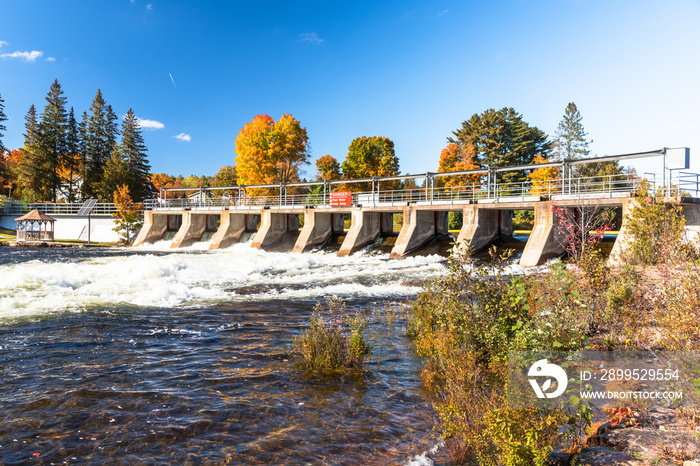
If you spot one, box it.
[234,114,310,194]
[315,155,342,181]
[150,173,175,191]
[213,165,238,187]
[437,142,480,187]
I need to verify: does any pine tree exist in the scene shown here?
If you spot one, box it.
[23,104,39,147]
[38,79,69,202]
[108,108,150,202]
[101,147,128,201]
[0,92,7,188]
[0,92,7,155]
[65,108,81,201]
[78,110,89,190]
[553,102,623,179]
[82,89,118,199]
[553,102,590,161]
[450,107,551,183]
[18,105,48,201]
[106,104,120,151]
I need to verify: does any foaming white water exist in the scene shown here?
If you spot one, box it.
[0,243,445,320]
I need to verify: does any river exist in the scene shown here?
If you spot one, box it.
[0,240,453,465]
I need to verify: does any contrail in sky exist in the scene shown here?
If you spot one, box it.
[169,73,176,88]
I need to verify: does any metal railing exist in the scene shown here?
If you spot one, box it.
[145,172,696,211]
[2,147,697,215]
[2,200,119,216]
[144,173,684,210]
[2,174,697,216]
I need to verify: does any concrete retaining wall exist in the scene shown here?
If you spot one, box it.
[1,214,121,243]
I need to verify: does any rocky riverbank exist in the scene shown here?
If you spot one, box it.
[548,406,700,466]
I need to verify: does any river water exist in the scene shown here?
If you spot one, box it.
[0,241,454,465]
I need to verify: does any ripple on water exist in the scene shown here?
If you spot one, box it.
[0,247,445,464]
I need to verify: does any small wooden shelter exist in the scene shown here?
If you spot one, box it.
[15,209,56,242]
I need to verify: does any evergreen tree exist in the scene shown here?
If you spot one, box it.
[38,79,69,202]
[78,110,89,190]
[18,105,48,201]
[449,107,551,183]
[553,102,623,179]
[106,104,120,151]
[101,146,128,201]
[65,107,81,201]
[553,102,590,161]
[23,104,39,147]
[82,89,118,199]
[0,92,7,155]
[103,108,150,202]
[0,92,7,187]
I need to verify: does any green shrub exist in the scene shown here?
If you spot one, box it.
[408,247,591,463]
[513,209,534,230]
[448,211,463,231]
[656,265,700,350]
[291,297,371,376]
[625,181,690,265]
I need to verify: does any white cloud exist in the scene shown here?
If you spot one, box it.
[175,133,191,142]
[46,57,56,62]
[0,41,7,48]
[299,32,323,45]
[1,50,43,62]
[146,4,153,9]
[137,118,165,130]
[439,9,449,16]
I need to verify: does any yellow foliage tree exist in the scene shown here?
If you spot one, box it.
[234,114,310,196]
[528,155,560,196]
[112,184,143,244]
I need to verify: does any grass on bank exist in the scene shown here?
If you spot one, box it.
[0,226,16,240]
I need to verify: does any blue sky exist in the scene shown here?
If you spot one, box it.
[1,0,698,178]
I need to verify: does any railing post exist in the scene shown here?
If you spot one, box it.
[486,168,490,199]
[429,173,434,205]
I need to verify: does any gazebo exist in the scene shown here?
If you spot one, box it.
[15,209,56,242]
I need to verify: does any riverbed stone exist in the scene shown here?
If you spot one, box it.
[576,446,650,465]
[546,449,573,465]
[578,405,700,465]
